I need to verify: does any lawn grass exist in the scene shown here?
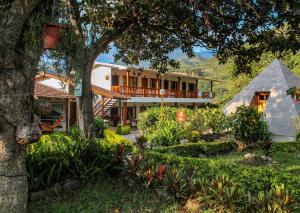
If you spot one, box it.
[28,177,179,213]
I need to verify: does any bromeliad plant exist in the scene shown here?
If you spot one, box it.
[249,185,298,213]
[120,153,145,189]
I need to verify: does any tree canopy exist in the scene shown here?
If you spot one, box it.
[47,0,300,74]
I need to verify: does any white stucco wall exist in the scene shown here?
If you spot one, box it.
[91,66,112,90]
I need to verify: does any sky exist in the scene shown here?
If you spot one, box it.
[96,45,214,65]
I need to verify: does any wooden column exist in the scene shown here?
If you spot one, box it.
[119,99,122,125]
[195,79,199,97]
[156,77,159,96]
[66,98,70,131]
[177,77,181,98]
[122,102,127,126]
[126,70,129,95]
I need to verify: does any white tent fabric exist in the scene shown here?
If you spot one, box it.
[224,60,300,141]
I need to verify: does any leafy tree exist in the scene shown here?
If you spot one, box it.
[0,1,53,211]
[50,0,300,138]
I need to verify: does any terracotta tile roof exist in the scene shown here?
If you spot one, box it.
[35,73,74,85]
[34,82,74,99]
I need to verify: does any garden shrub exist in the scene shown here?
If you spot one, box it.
[153,140,236,157]
[147,119,182,146]
[144,151,300,202]
[138,107,229,146]
[27,130,134,191]
[116,124,131,135]
[230,105,270,145]
[95,117,107,138]
[270,141,300,153]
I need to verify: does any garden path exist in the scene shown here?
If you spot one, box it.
[122,130,140,143]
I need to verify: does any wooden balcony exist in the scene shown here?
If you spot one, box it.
[111,86,215,99]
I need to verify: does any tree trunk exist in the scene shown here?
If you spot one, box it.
[0,61,37,212]
[76,59,95,139]
[0,1,50,211]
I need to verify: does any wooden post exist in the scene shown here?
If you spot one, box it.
[195,79,198,97]
[156,77,159,96]
[123,102,127,126]
[66,98,70,131]
[210,81,213,92]
[126,70,129,96]
[177,77,181,98]
[119,99,122,125]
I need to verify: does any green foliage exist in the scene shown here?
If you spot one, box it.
[138,107,229,146]
[230,105,270,145]
[94,117,107,138]
[188,131,201,143]
[153,141,236,157]
[144,151,300,202]
[270,141,300,153]
[135,134,148,149]
[27,130,134,191]
[28,177,179,213]
[148,119,182,146]
[249,185,298,213]
[116,125,131,135]
[224,51,300,102]
[194,175,246,211]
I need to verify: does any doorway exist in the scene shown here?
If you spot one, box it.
[256,92,270,112]
[142,78,148,96]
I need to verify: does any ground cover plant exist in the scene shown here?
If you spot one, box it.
[144,150,300,197]
[28,177,179,213]
[27,128,135,192]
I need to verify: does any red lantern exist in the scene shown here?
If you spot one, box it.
[176,111,186,123]
[43,23,66,49]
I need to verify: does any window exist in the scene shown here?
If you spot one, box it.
[150,79,156,89]
[171,81,178,90]
[129,77,138,87]
[189,83,195,91]
[164,80,169,89]
[112,75,119,86]
[123,77,138,88]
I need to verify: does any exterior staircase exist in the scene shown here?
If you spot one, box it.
[93,97,118,116]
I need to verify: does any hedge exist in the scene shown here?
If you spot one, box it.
[152,140,236,157]
[270,141,300,153]
[144,151,300,201]
[116,125,131,135]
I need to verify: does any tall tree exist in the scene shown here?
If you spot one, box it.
[53,0,299,138]
[0,1,51,212]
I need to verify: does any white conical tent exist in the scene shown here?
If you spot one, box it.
[224,60,300,141]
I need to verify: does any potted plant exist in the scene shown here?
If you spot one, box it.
[43,23,66,49]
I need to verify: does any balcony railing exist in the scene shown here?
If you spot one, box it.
[111,86,215,99]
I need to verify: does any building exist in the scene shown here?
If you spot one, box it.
[34,73,76,131]
[91,62,220,126]
[34,63,220,130]
[224,60,300,141]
